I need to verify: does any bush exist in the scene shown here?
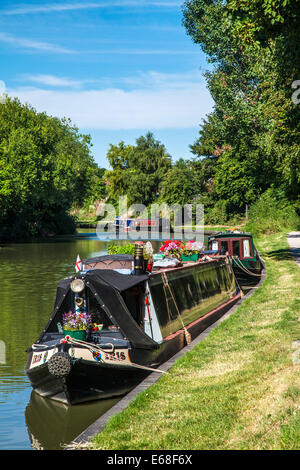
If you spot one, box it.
[107,242,135,255]
[205,199,230,225]
[244,189,300,235]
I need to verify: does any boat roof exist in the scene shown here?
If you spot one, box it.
[56,268,148,297]
[43,255,227,349]
[48,269,155,350]
[209,230,253,239]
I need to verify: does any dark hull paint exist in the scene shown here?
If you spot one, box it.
[232,260,262,286]
[26,357,150,404]
[26,293,241,405]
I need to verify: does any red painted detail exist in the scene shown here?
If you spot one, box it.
[163,293,241,341]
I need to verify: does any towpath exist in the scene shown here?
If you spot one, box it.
[287,232,300,267]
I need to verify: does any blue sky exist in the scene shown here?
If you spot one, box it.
[0,1,214,168]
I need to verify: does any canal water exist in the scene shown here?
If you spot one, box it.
[0,230,208,450]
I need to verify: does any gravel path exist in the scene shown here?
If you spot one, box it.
[287,232,300,267]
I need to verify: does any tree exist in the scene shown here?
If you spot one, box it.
[105,132,172,207]
[160,159,200,206]
[182,0,300,219]
[0,97,99,240]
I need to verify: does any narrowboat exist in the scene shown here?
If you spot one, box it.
[208,230,263,284]
[113,217,173,233]
[26,248,241,405]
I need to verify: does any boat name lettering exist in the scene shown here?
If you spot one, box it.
[104,351,126,361]
[32,353,42,364]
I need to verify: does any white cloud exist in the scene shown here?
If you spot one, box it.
[24,74,83,88]
[3,3,104,15]
[3,1,182,15]
[0,32,74,54]
[121,70,206,90]
[20,70,205,91]
[9,71,213,130]
[0,31,196,56]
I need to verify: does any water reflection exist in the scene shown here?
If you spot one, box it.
[25,391,119,450]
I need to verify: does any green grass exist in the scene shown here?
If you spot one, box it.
[90,232,300,450]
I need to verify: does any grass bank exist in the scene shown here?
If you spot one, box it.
[90,231,299,450]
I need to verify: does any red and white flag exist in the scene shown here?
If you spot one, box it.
[75,254,82,272]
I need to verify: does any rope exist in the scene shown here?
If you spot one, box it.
[233,256,263,277]
[227,256,244,298]
[64,335,167,374]
[161,272,174,329]
[64,335,114,355]
[31,343,47,350]
[161,272,191,344]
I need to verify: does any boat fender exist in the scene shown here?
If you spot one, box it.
[48,352,72,378]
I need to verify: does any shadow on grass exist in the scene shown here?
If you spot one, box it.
[266,249,294,261]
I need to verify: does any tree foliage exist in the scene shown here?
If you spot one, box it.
[105,132,172,207]
[160,158,201,206]
[182,0,300,219]
[0,97,102,240]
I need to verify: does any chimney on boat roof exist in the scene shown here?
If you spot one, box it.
[134,241,145,275]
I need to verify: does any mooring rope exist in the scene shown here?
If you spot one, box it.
[233,256,263,277]
[64,335,168,374]
[161,271,192,344]
[31,343,47,350]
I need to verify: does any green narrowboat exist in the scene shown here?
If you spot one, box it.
[208,230,263,284]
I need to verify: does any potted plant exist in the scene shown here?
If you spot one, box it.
[181,241,204,261]
[62,310,92,340]
[160,240,184,260]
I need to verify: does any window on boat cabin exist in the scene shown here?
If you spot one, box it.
[220,241,228,254]
[232,240,240,257]
[212,241,218,251]
[242,239,251,258]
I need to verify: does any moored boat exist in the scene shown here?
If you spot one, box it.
[26,246,241,405]
[208,230,264,285]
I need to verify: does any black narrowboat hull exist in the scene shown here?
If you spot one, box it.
[26,291,241,405]
[26,354,151,404]
[232,259,262,286]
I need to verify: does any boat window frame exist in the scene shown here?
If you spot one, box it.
[241,238,252,259]
[228,237,253,259]
[211,240,219,251]
[210,237,254,259]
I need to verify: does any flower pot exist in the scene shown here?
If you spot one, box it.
[64,329,86,341]
[181,253,199,262]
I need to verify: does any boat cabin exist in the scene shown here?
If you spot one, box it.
[208,231,257,262]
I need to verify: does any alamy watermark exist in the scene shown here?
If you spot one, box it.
[0,340,6,364]
[0,80,6,104]
[96,196,204,242]
[292,340,300,365]
[292,80,300,104]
